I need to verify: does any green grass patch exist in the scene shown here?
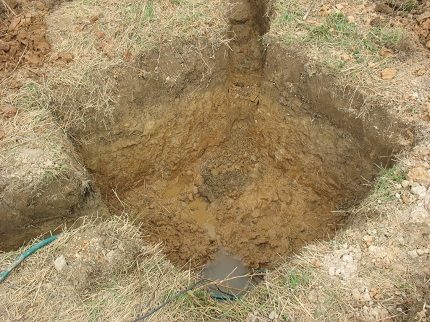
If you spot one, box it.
[373,165,406,200]
[370,26,407,49]
[284,269,311,290]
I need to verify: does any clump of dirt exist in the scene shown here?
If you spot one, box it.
[0,0,50,76]
[375,0,430,49]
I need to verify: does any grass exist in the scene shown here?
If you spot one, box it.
[269,1,409,76]
[373,165,406,200]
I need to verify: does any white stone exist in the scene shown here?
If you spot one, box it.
[352,288,361,301]
[328,266,336,276]
[411,185,427,199]
[268,311,277,320]
[408,250,418,259]
[401,180,410,188]
[342,254,354,263]
[53,255,67,272]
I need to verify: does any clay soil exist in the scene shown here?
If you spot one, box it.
[72,0,391,268]
[0,0,417,268]
[0,0,51,76]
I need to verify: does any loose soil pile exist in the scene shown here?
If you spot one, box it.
[0,0,50,74]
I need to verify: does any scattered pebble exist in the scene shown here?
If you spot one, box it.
[53,255,67,272]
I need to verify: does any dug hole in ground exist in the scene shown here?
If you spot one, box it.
[0,0,429,321]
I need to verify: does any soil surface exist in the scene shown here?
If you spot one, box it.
[0,0,51,76]
[75,0,383,268]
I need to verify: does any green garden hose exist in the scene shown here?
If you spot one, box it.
[0,235,59,283]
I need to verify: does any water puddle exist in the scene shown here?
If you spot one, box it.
[202,249,254,299]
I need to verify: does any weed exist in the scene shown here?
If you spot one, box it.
[373,165,406,199]
[284,269,310,290]
[387,0,419,12]
[370,26,407,49]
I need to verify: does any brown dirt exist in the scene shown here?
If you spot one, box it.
[0,0,50,79]
[62,0,408,269]
[374,0,430,50]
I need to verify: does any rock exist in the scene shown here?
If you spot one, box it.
[268,311,277,320]
[407,250,418,258]
[342,254,354,263]
[411,185,427,199]
[416,248,425,256]
[362,288,372,301]
[328,266,336,276]
[53,255,67,272]
[188,193,194,201]
[0,105,18,118]
[401,180,410,188]
[352,288,361,301]
[347,15,355,23]
[380,68,397,80]
[408,167,430,186]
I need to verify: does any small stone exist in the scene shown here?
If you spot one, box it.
[380,68,397,80]
[335,3,344,10]
[192,186,199,194]
[268,311,277,320]
[417,249,425,256]
[411,185,427,199]
[186,170,193,176]
[188,193,194,201]
[347,15,355,23]
[395,193,400,199]
[352,288,361,301]
[53,255,67,272]
[401,180,410,188]
[342,254,354,263]
[328,266,336,276]
[407,250,418,258]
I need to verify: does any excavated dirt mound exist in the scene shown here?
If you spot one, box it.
[374,0,430,49]
[0,0,51,75]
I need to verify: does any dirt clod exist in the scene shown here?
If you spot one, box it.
[380,67,397,80]
[0,104,18,118]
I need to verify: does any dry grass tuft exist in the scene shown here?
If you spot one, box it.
[37,0,231,134]
[0,216,204,321]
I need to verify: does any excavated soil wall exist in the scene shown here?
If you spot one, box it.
[0,0,414,268]
[67,0,412,268]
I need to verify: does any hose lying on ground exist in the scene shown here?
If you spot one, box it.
[0,235,59,283]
